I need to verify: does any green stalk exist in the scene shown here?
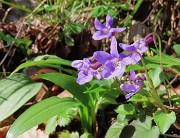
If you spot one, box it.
[140,54,167,113]
[131,0,144,15]
[163,80,172,107]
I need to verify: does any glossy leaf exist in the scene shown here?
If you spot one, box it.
[6,97,79,138]
[37,73,90,106]
[153,110,176,134]
[0,73,42,122]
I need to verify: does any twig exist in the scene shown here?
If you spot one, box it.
[2,7,13,22]
[142,0,158,24]
[163,4,175,53]
[0,0,47,67]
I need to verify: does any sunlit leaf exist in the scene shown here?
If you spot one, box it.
[149,67,165,88]
[153,110,176,134]
[115,104,136,115]
[12,55,71,74]
[37,73,91,106]
[0,73,42,122]
[128,94,149,102]
[131,116,160,138]
[6,97,79,138]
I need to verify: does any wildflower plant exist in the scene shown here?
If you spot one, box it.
[3,14,180,138]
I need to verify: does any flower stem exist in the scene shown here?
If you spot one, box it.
[140,54,167,113]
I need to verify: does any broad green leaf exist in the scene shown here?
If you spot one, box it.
[152,48,180,65]
[6,97,79,138]
[97,96,117,109]
[131,116,160,138]
[149,67,165,88]
[12,55,71,74]
[127,49,180,71]
[84,84,106,93]
[0,73,42,122]
[36,73,90,106]
[153,110,176,134]
[105,121,128,138]
[173,44,180,56]
[128,94,149,102]
[115,104,136,115]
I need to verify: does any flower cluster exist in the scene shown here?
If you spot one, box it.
[72,14,151,98]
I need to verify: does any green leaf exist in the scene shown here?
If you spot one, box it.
[12,55,71,74]
[45,116,58,135]
[173,44,180,56]
[0,73,42,122]
[64,23,85,34]
[58,108,78,127]
[84,84,106,93]
[131,116,160,138]
[152,48,180,65]
[59,130,79,138]
[105,121,128,138]
[64,34,75,46]
[127,49,180,71]
[36,73,91,106]
[128,94,149,102]
[6,97,79,138]
[115,104,136,115]
[170,95,180,106]
[80,132,93,138]
[43,4,58,12]
[153,110,176,134]
[92,6,106,17]
[0,0,31,13]
[149,67,165,88]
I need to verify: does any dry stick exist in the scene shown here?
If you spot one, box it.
[142,0,158,24]
[2,7,13,22]
[163,4,175,53]
[170,75,178,85]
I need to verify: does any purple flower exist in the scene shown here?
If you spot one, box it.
[120,70,145,99]
[120,83,141,99]
[71,58,102,85]
[92,14,126,40]
[119,39,148,65]
[94,36,126,79]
